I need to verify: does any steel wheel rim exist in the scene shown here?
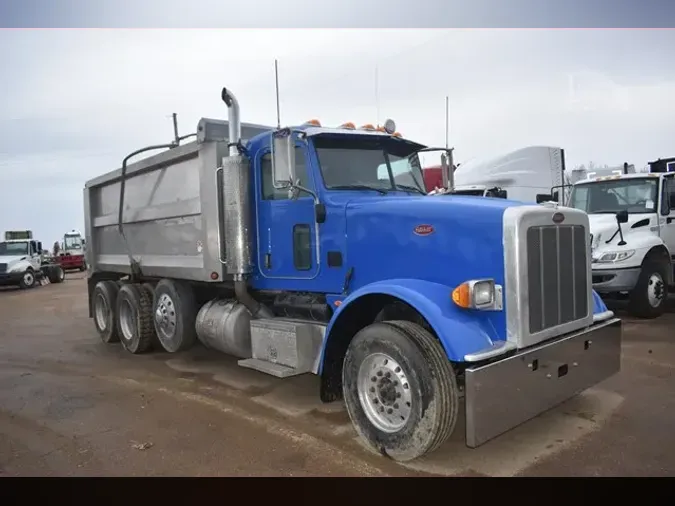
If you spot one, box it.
[119,299,136,341]
[647,273,664,308]
[357,352,413,433]
[94,293,109,331]
[154,293,177,339]
[23,272,33,286]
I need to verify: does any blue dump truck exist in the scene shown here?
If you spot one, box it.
[83,87,622,462]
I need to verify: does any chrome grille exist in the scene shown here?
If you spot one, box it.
[526,224,589,334]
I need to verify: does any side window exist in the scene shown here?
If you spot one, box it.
[293,224,312,270]
[260,147,309,201]
[571,186,589,211]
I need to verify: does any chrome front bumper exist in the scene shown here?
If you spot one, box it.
[464,317,622,448]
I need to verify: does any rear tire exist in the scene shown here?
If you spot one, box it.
[629,257,669,319]
[152,279,198,353]
[116,283,155,354]
[45,265,65,284]
[93,280,120,343]
[342,320,459,462]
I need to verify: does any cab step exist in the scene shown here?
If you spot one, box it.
[237,318,326,378]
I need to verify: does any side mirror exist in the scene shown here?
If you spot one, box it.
[536,194,553,204]
[37,242,42,253]
[616,209,629,224]
[271,129,296,188]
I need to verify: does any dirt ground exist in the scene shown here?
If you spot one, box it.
[0,273,673,477]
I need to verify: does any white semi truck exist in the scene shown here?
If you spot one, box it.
[567,168,675,318]
[0,230,65,289]
[450,146,570,203]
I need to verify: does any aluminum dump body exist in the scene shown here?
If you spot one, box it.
[83,118,273,282]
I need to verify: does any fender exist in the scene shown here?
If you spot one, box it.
[591,289,609,314]
[320,278,500,371]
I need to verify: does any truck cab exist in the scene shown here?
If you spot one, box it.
[567,171,675,317]
[58,229,87,271]
[0,230,46,289]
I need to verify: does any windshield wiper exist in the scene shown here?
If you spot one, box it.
[330,185,388,194]
[394,183,426,195]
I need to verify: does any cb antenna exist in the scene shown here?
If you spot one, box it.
[445,96,449,150]
[275,59,281,129]
[375,65,380,127]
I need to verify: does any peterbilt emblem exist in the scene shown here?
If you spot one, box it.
[414,224,434,236]
[552,212,565,224]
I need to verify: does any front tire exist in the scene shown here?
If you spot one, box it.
[342,320,459,462]
[152,279,198,353]
[19,269,36,289]
[116,283,155,354]
[629,257,669,319]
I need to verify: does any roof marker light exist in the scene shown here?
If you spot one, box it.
[383,118,396,134]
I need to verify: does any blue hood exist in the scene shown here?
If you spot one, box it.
[344,195,527,291]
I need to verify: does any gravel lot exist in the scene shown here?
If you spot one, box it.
[0,273,673,476]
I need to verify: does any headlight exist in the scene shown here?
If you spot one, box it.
[452,278,503,311]
[594,250,635,263]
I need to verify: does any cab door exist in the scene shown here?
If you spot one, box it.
[660,175,675,264]
[255,143,319,281]
[29,240,42,270]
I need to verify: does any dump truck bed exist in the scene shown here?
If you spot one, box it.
[83,118,273,282]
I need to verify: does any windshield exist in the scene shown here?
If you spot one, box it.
[0,241,29,256]
[64,235,83,250]
[569,178,659,214]
[313,135,426,194]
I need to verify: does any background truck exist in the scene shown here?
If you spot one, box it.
[56,229,87,271]
[84,86,621,462]
[0,230,65,289]
[566,167,675,318]
[424,146,571,203]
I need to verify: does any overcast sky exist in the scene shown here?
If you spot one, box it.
[1,28,674,245]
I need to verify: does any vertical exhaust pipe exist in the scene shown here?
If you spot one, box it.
[221,88,241,156]
[220,87,273,319]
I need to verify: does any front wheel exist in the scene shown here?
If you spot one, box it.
[342,320,459,462]
[19,269,36,289]
[629,257,670,319]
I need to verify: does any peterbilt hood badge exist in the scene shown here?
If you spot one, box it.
[413,224,434,236]
[552,212,565,224]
